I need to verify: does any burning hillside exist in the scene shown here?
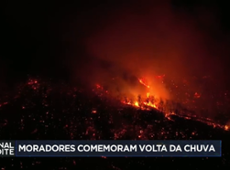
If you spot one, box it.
[91,74,230,132]
[66,1,230,125]
[0,77,229,135]
[0,77,230,168]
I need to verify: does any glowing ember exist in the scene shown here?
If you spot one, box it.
[139,79,150,88]
[92,109,97,114]
[134,101,139,107]
[96,84,101,89]
[194,92,201,98]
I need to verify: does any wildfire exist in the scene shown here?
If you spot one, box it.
[119,79,163,110]
[144,101,157,109]
[124,99,158,110]
[93,77,229,132]
[120,78,160,110]
[134,101,139,107]
[147,93,150,98]
[139,79,150,88]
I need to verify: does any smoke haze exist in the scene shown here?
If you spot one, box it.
[67,1,230,118]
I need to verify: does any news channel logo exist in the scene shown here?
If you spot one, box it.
[0,140,15,157]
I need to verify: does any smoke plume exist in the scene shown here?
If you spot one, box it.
[68,1,230,118]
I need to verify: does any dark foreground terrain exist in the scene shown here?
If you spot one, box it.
[0,78,229,169]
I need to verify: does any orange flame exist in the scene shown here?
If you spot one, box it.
[134,101,139,107]
[93,77,229,132]
[147,93,150,98]
[139,79,150,88]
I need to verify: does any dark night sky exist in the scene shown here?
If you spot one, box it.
[1,1,230,84]
[0,1,123,78]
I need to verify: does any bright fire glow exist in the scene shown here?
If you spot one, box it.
[139,79,150,88]
[134,101,139,107]
[121,78,160,110]
[93,77,229,132]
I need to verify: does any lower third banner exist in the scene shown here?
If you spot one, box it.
[0,140,221,157]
